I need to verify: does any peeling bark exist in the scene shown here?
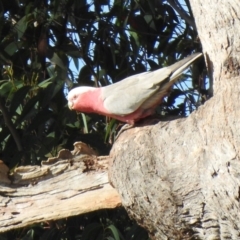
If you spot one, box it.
[0,142,121,232]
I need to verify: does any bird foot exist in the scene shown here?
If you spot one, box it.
[114,123,134,140]
[114,118,160,141]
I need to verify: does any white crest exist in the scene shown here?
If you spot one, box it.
[68,87,96,100]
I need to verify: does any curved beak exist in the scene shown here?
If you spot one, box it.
[68,101,73,110]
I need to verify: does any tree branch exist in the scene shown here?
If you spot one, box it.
[0,142,121,233]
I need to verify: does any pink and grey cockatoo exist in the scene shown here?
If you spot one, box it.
[68,53,202,124]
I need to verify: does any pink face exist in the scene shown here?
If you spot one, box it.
[67,87,95,111]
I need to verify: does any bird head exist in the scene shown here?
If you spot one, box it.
[67,86,96,111]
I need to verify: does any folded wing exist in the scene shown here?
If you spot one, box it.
[102,53,202,115]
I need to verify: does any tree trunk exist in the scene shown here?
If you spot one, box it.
[109,0,240,239]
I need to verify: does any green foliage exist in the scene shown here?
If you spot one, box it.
[0,0,207,238]
[0,0,206,167]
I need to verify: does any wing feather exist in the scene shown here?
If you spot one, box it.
[102,53,202,115]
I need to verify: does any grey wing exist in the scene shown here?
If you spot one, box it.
[102,68,172,115]
[102,53,202,116]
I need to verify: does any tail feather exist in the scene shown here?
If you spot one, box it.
[168,53,202,82]
[140,53,203,110]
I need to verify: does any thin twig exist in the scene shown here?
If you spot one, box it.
[0,97,23,151]
[167,0,197,31]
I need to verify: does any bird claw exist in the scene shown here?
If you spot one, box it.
[114,118,160,141]
[114,123,134,141]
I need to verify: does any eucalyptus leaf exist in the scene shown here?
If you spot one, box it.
[4,41,24,56]
[14,15,29,39]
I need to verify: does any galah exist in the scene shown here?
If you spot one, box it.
[68,53,202,124]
